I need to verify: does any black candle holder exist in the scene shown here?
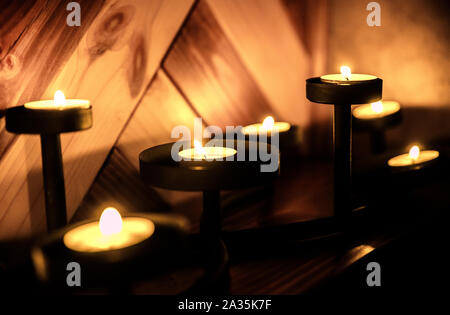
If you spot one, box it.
[139,140,279,241]
[5,105,93,231]
[306,77,382,219]
[30,212,190,292]
[353,106,402,154]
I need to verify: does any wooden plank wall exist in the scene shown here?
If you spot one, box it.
[0,0,194,239]
[82,0,329,226]
[0,0,328,239]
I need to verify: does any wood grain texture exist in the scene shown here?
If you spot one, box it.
[115,69,203,206]
[0,0,194,239]
[0,0,105,157]
[71,147,170,223]
[75,0,330,223]
[116,70,202,171]
[206,0,311,127]
[163,0,275,128]
[0,0,106,239]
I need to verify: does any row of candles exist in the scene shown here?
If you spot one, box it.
[15,66,439,260]
[26,91,438,167]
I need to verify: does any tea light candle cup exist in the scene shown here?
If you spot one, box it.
[178,140,237,170]
[24,90,90,110]
[63,207,155,252]
[241,116,300,166]
[31,207,189,290]
[241,116,291,136]
[388,145,440,171]
[179,140,237,161]
[353,101,401,120]
[320,66,378,84]
[241,116,297,145]
[6,90,92,134]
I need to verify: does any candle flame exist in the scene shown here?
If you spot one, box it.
[371,101,384,113]
[340,66,351,80]
[262,116,275,130]
[99,207,123,236]
[54,90,66,107]
[194,139,207,157]
[409,145,420,160]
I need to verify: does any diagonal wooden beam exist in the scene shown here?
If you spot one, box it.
[0,0,194,239]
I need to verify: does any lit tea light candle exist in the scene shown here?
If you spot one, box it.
[178,140,237,161]
[388,145,439,168]
[242,116,291,135]
[25,90,90,110]
[320,66,378,84]
[353,101,401,120]
[63,207,155,252]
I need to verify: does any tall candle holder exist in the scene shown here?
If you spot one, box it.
[5,102,92,231]
[306,75,382,219]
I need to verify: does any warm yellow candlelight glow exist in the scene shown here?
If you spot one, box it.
[242,116,291,135]
[320,66,377,83]
[178,140,237,161]
[54,90,66,107]
[63,207,154,252]
[371,101,383,113]
[24,90,90,110]
[193,140,208,159]
[262,116,275,130]
[388,145,439,168]
[99,207,123,236]
[340,66,351,80]
[353,101,401,120]
[409,145,420,161]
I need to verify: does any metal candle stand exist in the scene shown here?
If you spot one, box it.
[5,105,93,231]
[306,77,383,219]
[353,107,402,154]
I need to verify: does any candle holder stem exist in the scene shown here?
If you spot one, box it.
[201,190,221,241]
[333,105,352,218]
[40,133,67,231]
[369,129,387,154]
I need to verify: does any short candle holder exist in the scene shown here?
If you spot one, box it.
[31,212,189,292]
[306,75,383,219]
[5,103,92,231]
[139,140,279,242]
[140,139,278,290]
